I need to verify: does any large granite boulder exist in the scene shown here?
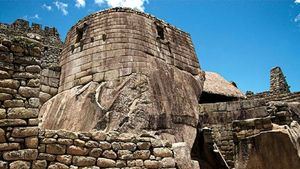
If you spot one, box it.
[234,121,300,169]
[40,58,204,148]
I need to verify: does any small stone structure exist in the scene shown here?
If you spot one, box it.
[270,66,290,94]
[246,66,300,103]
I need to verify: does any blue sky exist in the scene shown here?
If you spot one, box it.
[0,0,299,93]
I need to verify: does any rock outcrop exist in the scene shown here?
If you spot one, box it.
[234,121,300,169]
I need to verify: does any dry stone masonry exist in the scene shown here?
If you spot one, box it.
[0,7,300,169]
[0,19,63,105]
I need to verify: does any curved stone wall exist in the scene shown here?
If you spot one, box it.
[59,8,201,91]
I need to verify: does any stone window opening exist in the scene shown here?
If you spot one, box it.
[75,23,88,43]
[156,24,165,40]
[102,34,107,41]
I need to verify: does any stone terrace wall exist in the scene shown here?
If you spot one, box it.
[198,99,268,167]
[0,19,63,105]
[246,91,300,103]
[0,128,181,169]
[0,35,42,124]
[59,8,201,92]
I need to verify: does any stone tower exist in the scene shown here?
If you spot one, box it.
[270,67,290,94]
[40,8,205,148]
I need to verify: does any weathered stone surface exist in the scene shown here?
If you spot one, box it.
[0,161,8,169]
[161,157,176,168]
[25,137,38,148]
[37,153,56,161]
[57,138,73,145]
[0,79,20,89]
[102,150,117,159]
[7,108,38,119]
[12,127,39,137]
[0,128,6,142]
[11,44,24,53]
[28,98,40,108]
[97,158,116,167]
[137,142,151,150]
[39,92,52,103]
[144,160,161,168]
[46,144,66,155]
[0,143,20,151]
[0,44,9,52]
[99,141,111,150]
[9,161,30,169]
[121,142,136,151]
[0,87,17,95]
[56,155,72,165]
[3,100,24,108]
[57,130,78,139]
[19,87,39,98]
[235,121,300,169]
[0,93,13,101]
[3,149,38,161]
[73,156,96,167]
[67,145,89,155]
[0,109,5,119]
[0,70,10,79]
[153,148,173,157]
[0,119,27,127]
[27,79,40,87]
[48,162,69,169]
[133,150,151,160]
[89,148,102,157]
[32,160,47,169]
[118,150,133,160]
[26,65,41,73]
[172,142,193,169]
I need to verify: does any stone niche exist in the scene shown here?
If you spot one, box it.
[39,8,205,149]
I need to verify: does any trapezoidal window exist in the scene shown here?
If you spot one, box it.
[75,23,88,43]
[156,25,165,40]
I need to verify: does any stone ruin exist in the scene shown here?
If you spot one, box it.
[0,7,299,169]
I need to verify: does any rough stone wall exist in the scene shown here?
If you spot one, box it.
[270,67,290,94]
[0,36,41,168]
[59,8,201,92]
[246,91,300,103]
[0,19,63,105]
[198,99,268,167]
[0,128,182,169]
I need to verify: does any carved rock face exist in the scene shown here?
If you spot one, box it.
[40,57,204,148]
[234,122,300,169]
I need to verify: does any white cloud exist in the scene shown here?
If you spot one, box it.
[32,14,40,19]
[75,0,86,8]
[23,14,40,20]
[295,0,300,3]
[54,1,68,15]
[295,14,300,22]
[95,0,105,6]
[95,0,149,11]
[42,4,52,11]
